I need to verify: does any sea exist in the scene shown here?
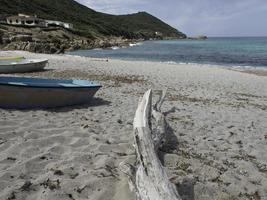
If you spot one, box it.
[67,37,267,69]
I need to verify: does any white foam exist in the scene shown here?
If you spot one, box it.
[111,46,120,50]
[129,42,143,47]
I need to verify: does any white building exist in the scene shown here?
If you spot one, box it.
[45,20,73,29]
[6,14,47,27]
[6,14,73,29]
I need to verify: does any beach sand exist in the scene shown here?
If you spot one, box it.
[0,51,266,200]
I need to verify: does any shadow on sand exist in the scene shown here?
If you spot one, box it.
[0,97,111,112]
[51,97,111,112]
[158,106,196,200]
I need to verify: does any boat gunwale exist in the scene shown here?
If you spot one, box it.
[0,83,102,89]
[0,75,102,89]
[0,59,48,66]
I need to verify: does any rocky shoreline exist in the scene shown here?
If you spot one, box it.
[0,24,143,54]
[1,37,141,54]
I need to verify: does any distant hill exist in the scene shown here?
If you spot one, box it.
[0,0,186,39]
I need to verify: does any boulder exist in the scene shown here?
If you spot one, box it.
[10,35,33,42]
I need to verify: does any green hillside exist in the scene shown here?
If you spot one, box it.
[0,0,186,39]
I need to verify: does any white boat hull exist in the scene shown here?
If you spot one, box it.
[0,59,48,73]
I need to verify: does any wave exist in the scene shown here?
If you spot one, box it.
[92,48,103,51]
[129,42,143,47]
[111,46,120,50]
[162,61,196,65]
[226,65,267,71]
[161,60,267,71]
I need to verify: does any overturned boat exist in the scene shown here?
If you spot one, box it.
[0,59,48,73]
[0,76,102,109]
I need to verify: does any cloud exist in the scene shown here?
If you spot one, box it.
[76,0,267,36]
[77,0,150,14]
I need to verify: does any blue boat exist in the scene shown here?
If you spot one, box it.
[0,76,102,109]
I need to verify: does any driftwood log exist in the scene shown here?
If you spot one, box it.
[120,89,182,200]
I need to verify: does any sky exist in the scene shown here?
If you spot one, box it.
[77,0,267,37]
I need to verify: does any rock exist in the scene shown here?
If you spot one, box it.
[0,24,141,54]
[2,37,11,45]
[10,35,33,42]
[49,46,58,54]
[55,46,65,54]
[7,157,16,161]
[20,181,33,191]
[41,179,61,190]
[187,35,208,40]
[54,170,64,176]
[198,35,208,39]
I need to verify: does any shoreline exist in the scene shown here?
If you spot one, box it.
[0,51,267,200]
[65,50,267,77]
[0,23,147,54]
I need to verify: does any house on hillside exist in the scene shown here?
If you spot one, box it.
[6,14,73,29]
[45,20,73,29]
[6,14,47,27]
[155,31,163,37]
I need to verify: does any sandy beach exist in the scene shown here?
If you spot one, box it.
[0,51,266,200]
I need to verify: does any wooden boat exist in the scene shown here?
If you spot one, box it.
[0,56,25,61]
[0,59,48,73]
[0,76,102,109]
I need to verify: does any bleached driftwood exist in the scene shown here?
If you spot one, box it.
[120,89,181,200]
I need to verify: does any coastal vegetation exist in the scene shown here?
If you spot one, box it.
[0,0,186,53]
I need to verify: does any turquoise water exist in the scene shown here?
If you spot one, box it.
[68,37,267,68]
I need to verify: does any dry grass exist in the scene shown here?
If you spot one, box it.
[13,69,147,86]
[167,93,267,110]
